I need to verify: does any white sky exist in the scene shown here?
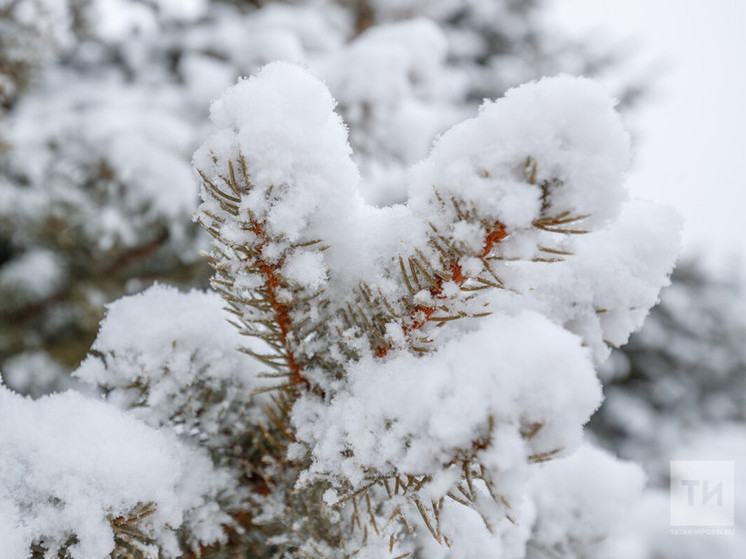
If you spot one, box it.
[549,0,746,275]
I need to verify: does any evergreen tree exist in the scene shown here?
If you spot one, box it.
[0,61,679,558]
[0,0,647,391]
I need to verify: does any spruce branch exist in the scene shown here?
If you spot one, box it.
[196,151,324,394]
[184,63,679,559]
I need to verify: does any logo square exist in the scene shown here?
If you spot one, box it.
[670,460,735,527]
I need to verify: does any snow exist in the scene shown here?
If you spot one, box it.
[528,444,647,559]
[409,75,631,233]
[89,0,207,40]
[0,0,73,101]
[502,199,683,361]
[6,76,200,251]
[11,0,72,47]
[195,62,362,244]
[1,351,73,397]
[195,61,391,298]
[0,249,63,304]
[316,18,465,194]
[88,0,159,40]
[0,5,687,555]
[281,250,328,290]
[76,284,263,449]
[294,311,601,491]
[0,381,226,558]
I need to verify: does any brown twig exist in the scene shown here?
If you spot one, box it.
[376,221,507,357]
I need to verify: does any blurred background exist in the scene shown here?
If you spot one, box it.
[1,1,743,557]
[553,0,746,273]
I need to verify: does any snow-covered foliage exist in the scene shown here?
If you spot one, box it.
[0,2,688,558]
[0,0,648,386]
[75,285,263,457]
[0,380,227,557]
[185,61,678,558]
[0,0,74,104]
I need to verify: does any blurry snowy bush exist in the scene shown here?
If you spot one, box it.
[0,0,648,391]
[0,0,76,105]
[588,260,746,559]
[0,57,680,557]
[593,261,746,480]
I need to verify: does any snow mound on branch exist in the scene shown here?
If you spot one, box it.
[194,61,362,241]
[79,284,250,382]
[294,311,602,489]
[497,199,683,361]
[0,383,226,558]
[528,444,646,559]
[76,284,262,444]
[194,61,383,293]
[409,74,630,231]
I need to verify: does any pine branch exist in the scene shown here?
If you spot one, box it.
[183,65,671,559]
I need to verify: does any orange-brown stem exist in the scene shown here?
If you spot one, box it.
[181,510,255,559]
[250,221,307,388]
[377,222,507,357]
